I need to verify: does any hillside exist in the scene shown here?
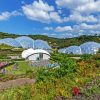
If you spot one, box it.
[0,32,100,48]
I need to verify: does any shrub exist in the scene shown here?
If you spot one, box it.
[36,53,77,81]
[26,70,35,78]
[81,54,92,61]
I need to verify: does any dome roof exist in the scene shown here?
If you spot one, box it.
[34,40,51,50]
[22,48,34,58]
[0,37,52,50]
[58,48,66,53]
[65,46,82,54]
[58,42,100,54]
[15,36,34,48]
[0,38,21,47]
[80,42,100,54]
[22,49,50,59]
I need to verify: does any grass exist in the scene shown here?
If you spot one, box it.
[0,61,39,81]
[0,53,99,100]
[4,61,35,75]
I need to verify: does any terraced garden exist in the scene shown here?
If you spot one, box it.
[0,53,99,100]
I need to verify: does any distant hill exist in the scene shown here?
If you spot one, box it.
[0,32,100,49]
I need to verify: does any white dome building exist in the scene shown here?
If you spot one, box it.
[22,48,50,61]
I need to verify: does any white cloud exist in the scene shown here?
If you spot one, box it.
[80,23,100,31]
[52,23,100,37]
[22,5,50,23]
[56,0,100,24]
[71,23,100,36]
[43,23,100,38]
[22,0,62,23]
[58,9,62,14]
[50,12,62,23]
[56,0,93,9]
[44,26,73,32]
[0,12,10,21]
[32,0,54,12]
[56,0,100,14]
[76,1,100,14]
[55,26,73,32]
[0,11,22,21]
[64,12,98,23]
[44,27,53,31]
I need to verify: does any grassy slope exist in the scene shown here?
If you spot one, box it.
[5,61,36,75]
[0,54,99,100]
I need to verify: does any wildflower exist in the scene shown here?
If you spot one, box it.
[72,87,80,96]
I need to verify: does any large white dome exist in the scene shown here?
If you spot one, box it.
[22,48,50,59]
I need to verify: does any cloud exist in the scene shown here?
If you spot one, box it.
[58,9,62,14]
[56,0,100,24]
[45,23,100,38]
[0,11,22,21]
[22,0,62,23]
[0,12,10,21]
[56,0,93,9]
[71,23,100,36]
[50,12,62,23]
[56,0,100,14]
[64,12,98,23]
[44,27,53,31]
[44,26,73,32]
[73,23,100,31]
[80,23,100,31]
[55,26,73,32]
[76,0,100,14]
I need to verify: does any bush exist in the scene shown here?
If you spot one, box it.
[54,55,77,77]
[81,54,92,61]
[36,53,77,81]
[26,70,35,78]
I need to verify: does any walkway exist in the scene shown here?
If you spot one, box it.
[0,78,35,90]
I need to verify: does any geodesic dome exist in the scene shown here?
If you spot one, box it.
[58,48,66,53]
[65,46,82,54]
[34,40,51,50]
[15,36,34,49]
[80,42,100,54]
[0,38,21,47]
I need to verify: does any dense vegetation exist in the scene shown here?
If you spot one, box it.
[0,32,100,49]
[0,53,99,100]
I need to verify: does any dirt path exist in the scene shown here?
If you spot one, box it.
[0,78,35,90]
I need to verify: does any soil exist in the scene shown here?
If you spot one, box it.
[0,78,35,90]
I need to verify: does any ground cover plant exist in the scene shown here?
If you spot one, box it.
[0,61,38,82]
[0,53,99,100]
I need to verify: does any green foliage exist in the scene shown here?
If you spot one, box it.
[0,44,13,49]
[81,54,92,61]
[52,53,77,77]
[36,53,77,82]
[0,52,99,99]
[0,85,33,100]
[26,70,35,78]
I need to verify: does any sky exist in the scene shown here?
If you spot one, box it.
[0,0,100,38]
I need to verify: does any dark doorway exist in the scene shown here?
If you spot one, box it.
[39,53,43,60]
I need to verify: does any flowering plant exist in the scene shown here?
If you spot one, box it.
[72,87,80,96]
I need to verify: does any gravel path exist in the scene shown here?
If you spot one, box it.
[0,78,35,90]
